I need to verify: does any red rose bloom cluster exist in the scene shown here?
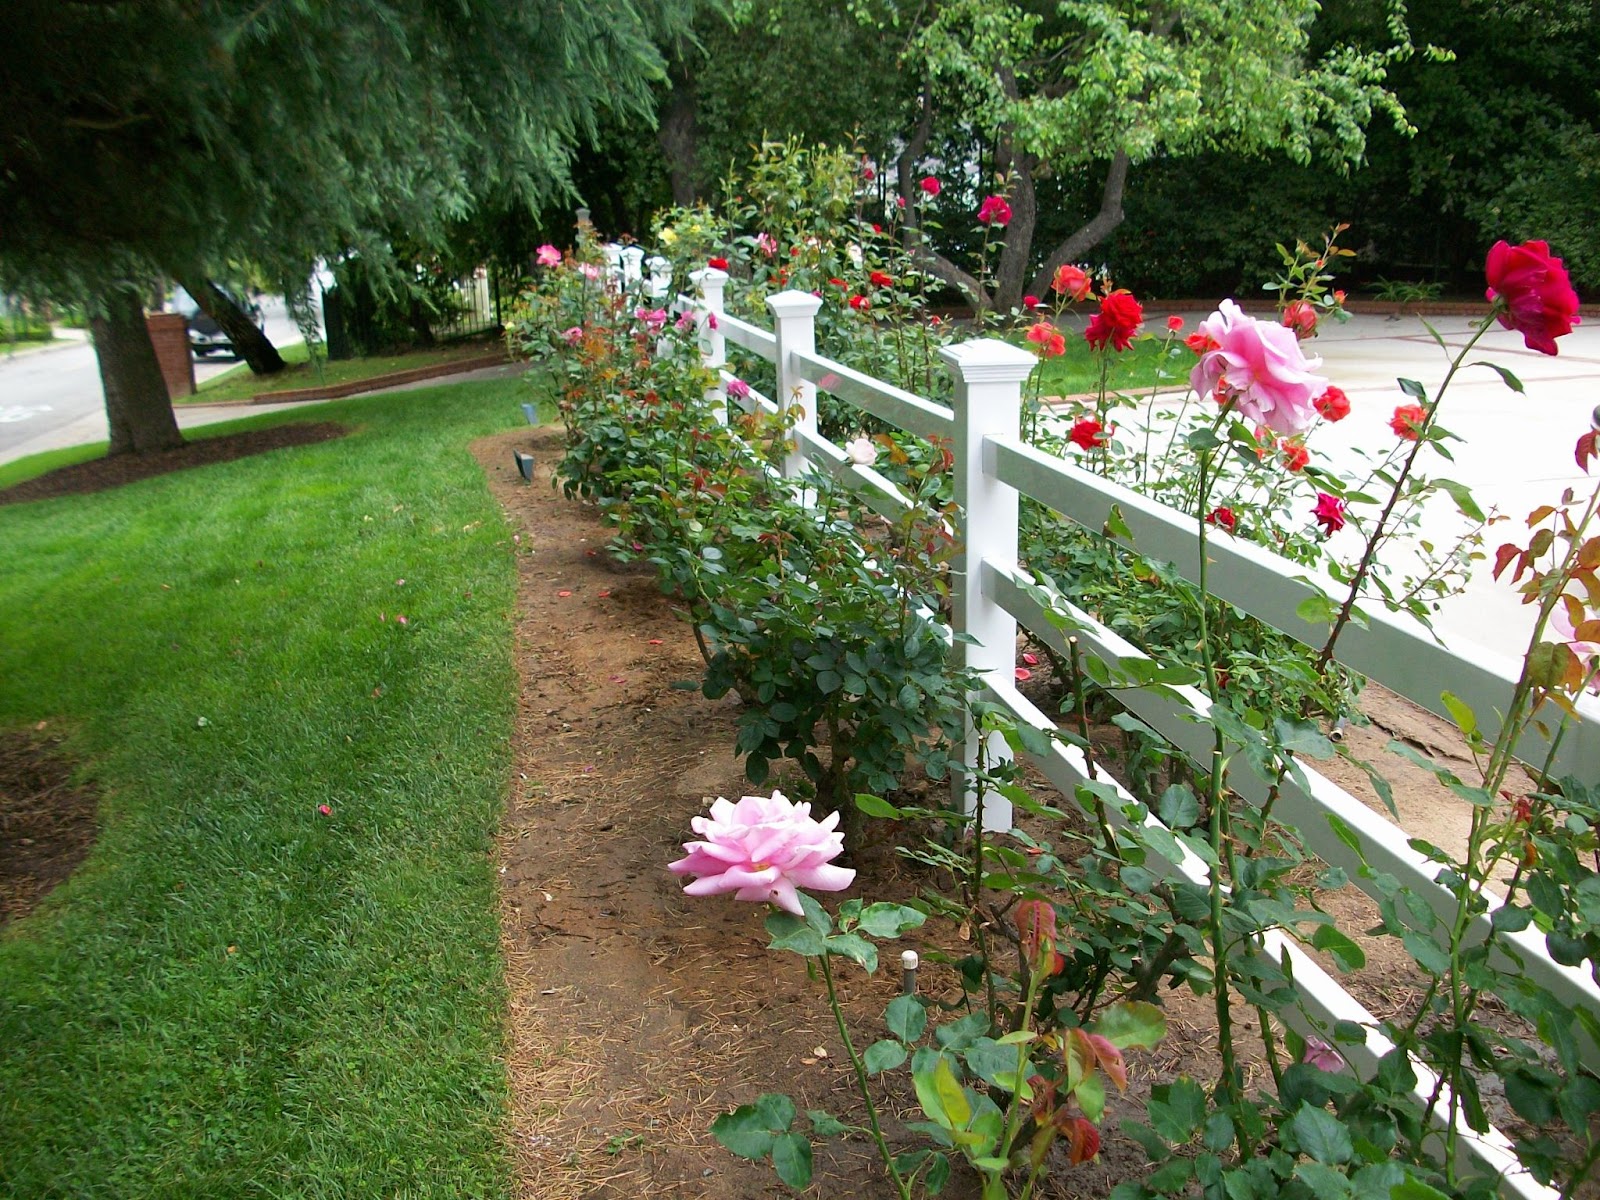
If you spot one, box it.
[849,294,870,312]
[1085,291,1143,352]
[1485,239,1581,355]
[977,195,1012,227]
[868,270,894,288]
[707,256,729,271]
[1390,403,1427,441]
[1068,419,1108,451]
[1281,442,1310,472]
[1206,506,1237,532]
[1313,386,1350,422]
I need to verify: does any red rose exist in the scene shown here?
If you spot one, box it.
[707,257,729,271]
[977,195,1012,226]
[1023,294,1040,310]
[1312,492,1347,535]
[1068,419,1107,451]
[919,175,941,196]
[849,294,870,311]
[1313,386,1350,422]
[1281,443,1310,472]
[1390,403,1427,441]
[1282,300,1318,339]
[1052,264,1092,301]
[869,270,894,288]
[861,163,875,181]
[1206,506,1237,531]
[1025,320,1066,358]
[1166,315,1184,333]
[1485,239,1581,355]
[1085,291,1143,352]
[828,278,848,289]
[1185,331,1219,356]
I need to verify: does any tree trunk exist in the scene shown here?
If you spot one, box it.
[657,73,701,205]
[171,273,286,375]
[91,285,185,457]
[1028,151,1132,298]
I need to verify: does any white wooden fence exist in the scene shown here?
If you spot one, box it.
[604,257,1600,1197]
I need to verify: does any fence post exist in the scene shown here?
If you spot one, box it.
[619,245,645,291]
[691,267,729,424]
[766,290,823,480]
[941,337,1036,832]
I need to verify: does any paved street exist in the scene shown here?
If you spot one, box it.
[0,297,306,465]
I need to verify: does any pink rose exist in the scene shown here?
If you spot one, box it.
[1312,492,1347,535]
[668,791,855,915]
[1189,300,1328,436]
[535,244,561,268]
[1485,239,1581,355]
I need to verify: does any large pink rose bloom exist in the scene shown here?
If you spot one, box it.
[668,791,855,915]
[1189,299,1328,436]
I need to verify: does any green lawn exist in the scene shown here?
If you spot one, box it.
[1021,329,1192,398]
[188,340,503,405]
[0,379,528,1197]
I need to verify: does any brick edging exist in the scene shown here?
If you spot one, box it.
[242,351,512,404]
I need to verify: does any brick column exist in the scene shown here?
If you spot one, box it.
[144,313,195,399]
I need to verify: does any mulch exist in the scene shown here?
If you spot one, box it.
[0,422,349,506]
[0,727,99,925]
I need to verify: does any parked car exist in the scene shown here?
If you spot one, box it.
[168,286,264,357]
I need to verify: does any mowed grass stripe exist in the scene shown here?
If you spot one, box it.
[0,380,527,1198]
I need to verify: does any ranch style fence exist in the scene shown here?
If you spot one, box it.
[604,248,1600,1199]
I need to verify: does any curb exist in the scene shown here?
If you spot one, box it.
[245,352,512,404]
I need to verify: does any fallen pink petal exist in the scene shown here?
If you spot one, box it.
[317,804,332,816]
[1022,652,1039,666]
[557,590,573,598]
[1015,667,1033,682]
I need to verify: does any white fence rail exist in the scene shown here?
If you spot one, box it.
[606,261,1598,1198]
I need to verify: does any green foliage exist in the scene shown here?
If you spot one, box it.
[0,0,700,298]
[0,380,526,1196]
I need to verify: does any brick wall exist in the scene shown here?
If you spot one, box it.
[144,312,195,399]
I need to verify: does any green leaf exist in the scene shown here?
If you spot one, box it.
[771,1131,813,1189]
[856,902,927,938]
[1439,691,1477,738]
[886,995,927,1042]
[1402,930,1450,977]
[913,1061,952,1129]
[806,1110,852,1137]
[1148,1076,1207,1143]
[1397,377,1427,401]
[1096,1001,1168,1050]
[1326,813,1367,862]
[1312,924,1367,972]
[864,1039,908,1076]
[1296,592,1339,625]
[1157,784,1199,829]
[1295,1161,1354,1199]
[1291,1103,1353,1164]
[711,1092,796,1159]
[1432,479,1485,522]
[1470,360,1524,394]
[854,793,903,819]
[1390,1177,1452,1200]
[825,932,878,973]
[765,913,827,958]
[934,1057,972,1127]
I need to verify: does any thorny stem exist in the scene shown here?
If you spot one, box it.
[1195,448,1244,1129]
[819,952,913,1200]
[1315,313,1499,674]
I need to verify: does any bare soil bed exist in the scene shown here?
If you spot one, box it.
[476,424,1518,1199]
